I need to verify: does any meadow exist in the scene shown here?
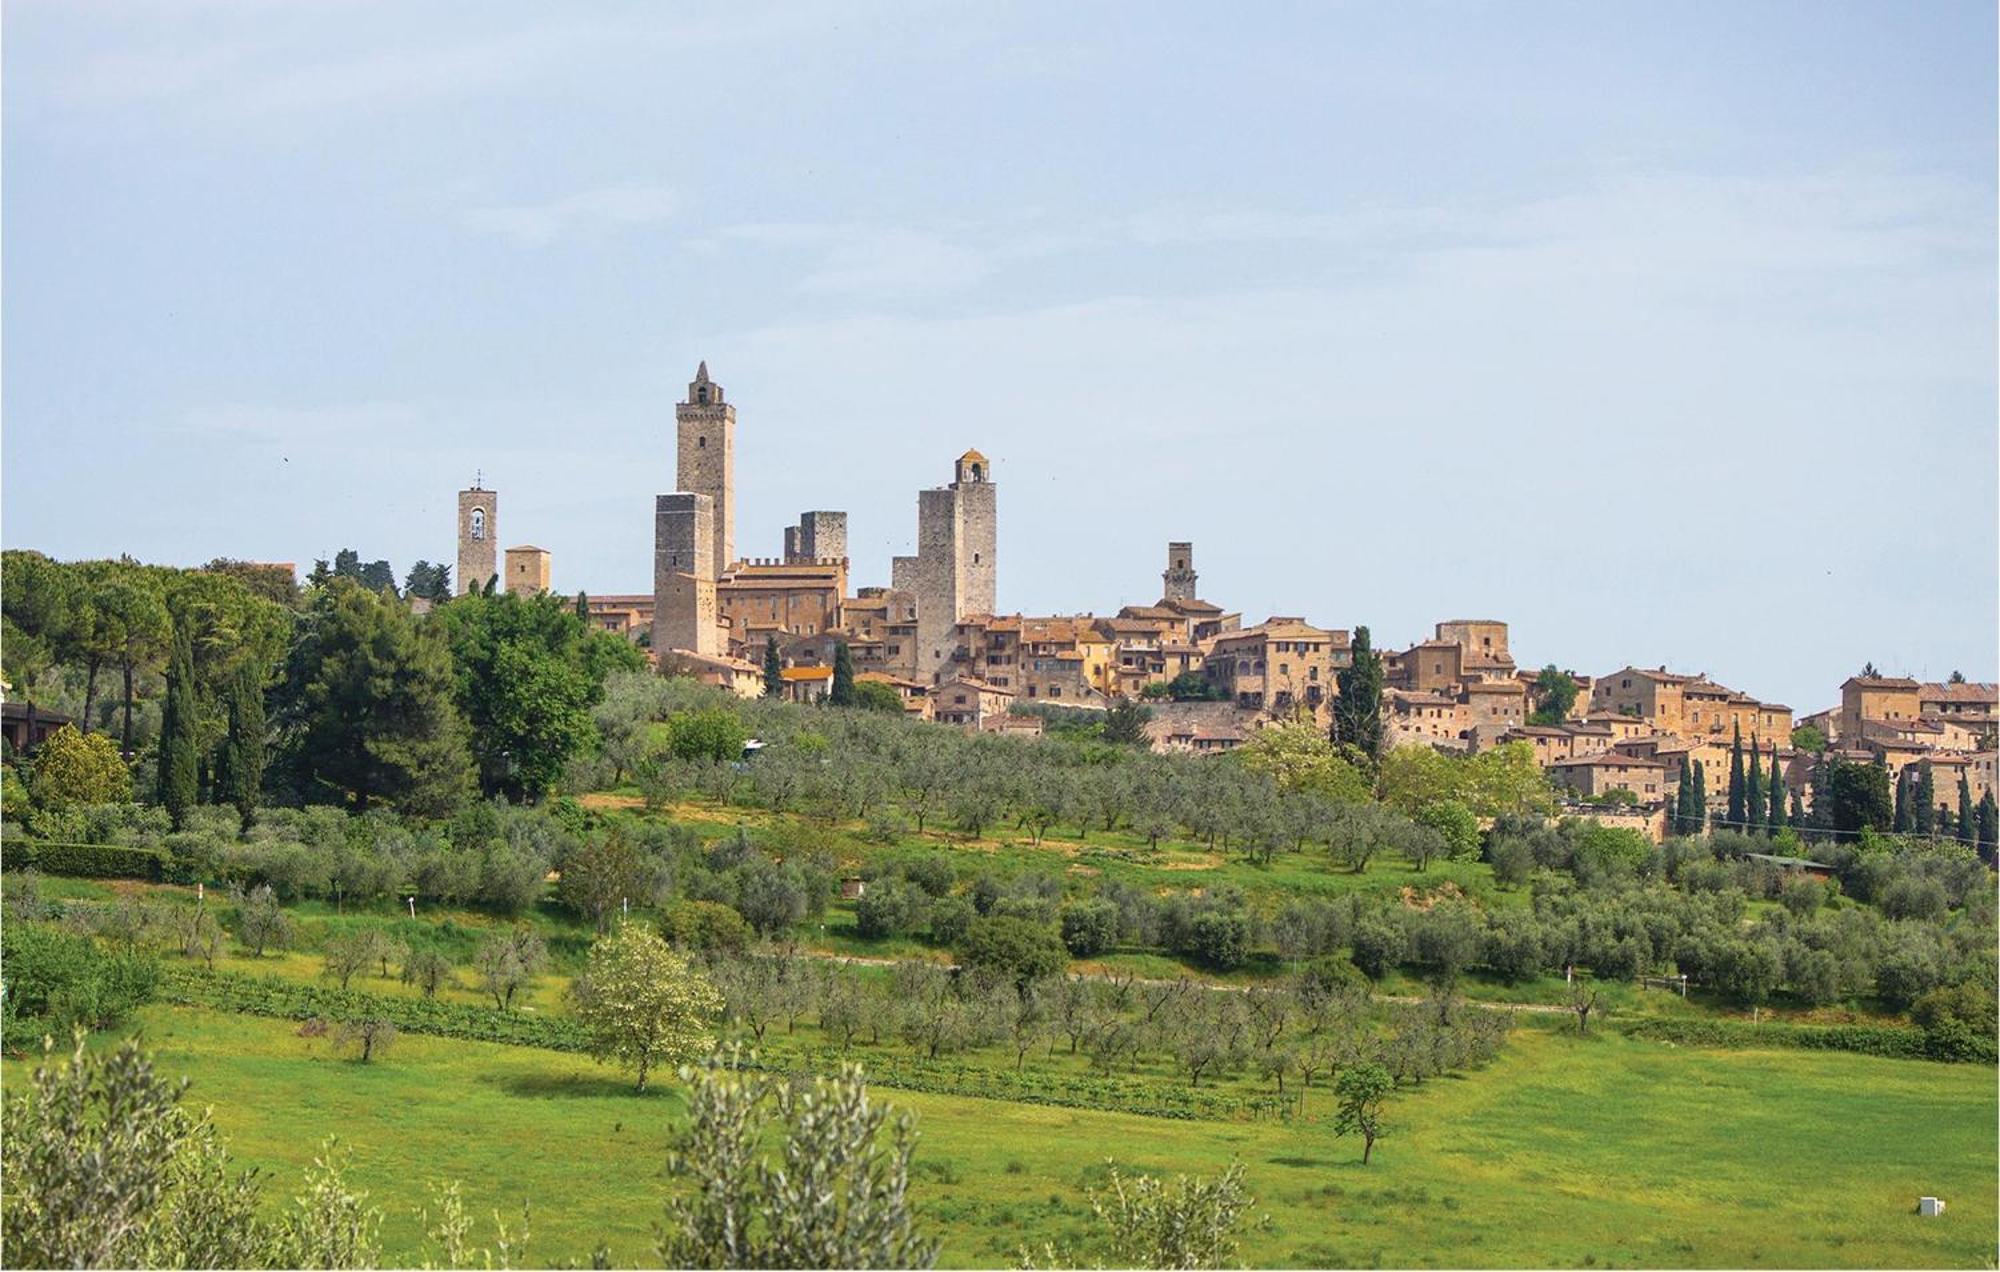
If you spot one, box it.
[63,1004,1996,1269]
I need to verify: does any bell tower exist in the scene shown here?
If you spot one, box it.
[457,481,497,595]
[676,361,735,580]
[1163,541,1197,603]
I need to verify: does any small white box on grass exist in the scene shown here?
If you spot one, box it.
[1919,1196,1946,1217]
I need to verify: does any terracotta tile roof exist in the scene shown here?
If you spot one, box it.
[1552,753,1666,769]
[780,666,834,681]
[1844,675,1920,690]
[1922,681,1999,704]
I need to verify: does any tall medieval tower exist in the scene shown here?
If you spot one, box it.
[1162,541,1197,603]
[675,362,734,580]
[897,450,998,680]
[457,484,497,595]
[653,493,719,657]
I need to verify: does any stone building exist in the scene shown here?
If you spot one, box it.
[891,450,996,680]
[717,557,848,652]
[585,594,653,639]
[1592,665,1789,742]
[932,676,1014,730]
[1549,752,1670,802]
[676,363,735,581]
[456,484,497,595]
[839,587,921,680]
[653,493,720,657]
[504,545,550,594]
[1204,617,1348,716]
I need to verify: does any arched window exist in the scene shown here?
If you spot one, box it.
[699,436,707,449]
[697,387,709,404]
[971,463,983,481]
[471,508,486,541]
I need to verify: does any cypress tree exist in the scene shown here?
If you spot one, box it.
[1977,791,1998,856]
[762,636,784,699]
[222,662,266,832]
[1766,746,1784,836]
[1892,769,1911,833]
[156,611,199,831]
[1673,767,1694,836]
[575,590,590,622]
[1726,724,1746,831]
[1913,762,1936,837]
[1958,774,1975,845]
[1692,758,1708,834]
[1333,625,1385,760]
[830,640,856,707]
[1789,788,1805,834]
[1744,733,1764,835]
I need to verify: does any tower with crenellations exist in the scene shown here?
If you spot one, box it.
[1162,541,1197,603]
[457,484,497,595]
[676,362,734,581]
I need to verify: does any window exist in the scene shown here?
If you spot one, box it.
[697,387,709,404]
[699,436,707,448]
[470,508,486,541]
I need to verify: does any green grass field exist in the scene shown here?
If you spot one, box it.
[68,1005,1995,1269]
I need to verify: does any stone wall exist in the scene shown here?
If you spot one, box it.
[654,492,719,657]
[675,366,734,580]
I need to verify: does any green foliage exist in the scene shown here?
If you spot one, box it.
[438,590,642,801]
[658,1057,937,1269]
[763,636,784,699]
[1622,1017,1993,1065]
[1059,900,1120,957]
[157,611,199,830]
[1163,671,1225,702]
[1236,716,1370,802]
[1790,723,1827,753]
[1332,625,1385,759]
[958,915,1069,988]
[273,579,473,817]
[830,641,857,706]
[1101,699,1152,747]
[663,708,748,764]
[1376,742,1553,820]
[1827,759,1893,839]
[852,679,906,714]
[570,924,722,1091]
[1333,1062,1392,1163]
[0,839,167,879]
[0,924,161,1050]
[1052,1160,1259,1270]
[1413,799,1480,860]
[25,724,131,811]
[661,899,753,955]
[1528,665,1580,726]
[220,662,267,831]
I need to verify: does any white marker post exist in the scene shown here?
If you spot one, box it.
[408,896,416,920]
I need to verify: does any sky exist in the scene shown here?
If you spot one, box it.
[4,1,1995,712]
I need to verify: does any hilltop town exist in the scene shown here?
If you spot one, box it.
[444,363,1998,847]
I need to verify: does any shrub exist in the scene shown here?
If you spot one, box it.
[2,841,166,881]
[1182,910,1250,971]
[854,881,925,941]
[958,916,1069,989]
[1,923,161,1050]
[1059,901,1120,959]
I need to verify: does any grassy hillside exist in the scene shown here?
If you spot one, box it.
[72,1005,1995,1269]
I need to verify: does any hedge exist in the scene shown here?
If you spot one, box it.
[1622,1016,1995,1065]
[3,840,167,881]
[159,966,1291,1121]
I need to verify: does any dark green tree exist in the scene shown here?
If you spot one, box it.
[1827,759,1893,841]
[1892,768,1912,833]
[1528,665,1579,725]
[1765,746,1784,837]
[575,590,590,622]
[219,662,266,832]
[155,611,199,831]
[438,590,645,802]
[402,561,452,601]
[1102,699,1152,747]
[762,636,784,699]
[830,641,856,706]
[1691,757,1708,833]
[1977,791,1998,857]
[1913,761,1936,837]
[1332,625,1384,760]
[1957,774,1975,845]
[1743,733,1764,835]
[1673,766,1697,836]
[1789,789,1804,834]
[1726,724,1746,831]
[271,580,473,816]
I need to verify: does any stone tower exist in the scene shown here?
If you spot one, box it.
[790,510,848,564]
[675,362,734,580]
[505,545,551,594]
[654,493,719,657]
[1163,541,1197,603]
[457,484,497,595]
[902,450,998,680]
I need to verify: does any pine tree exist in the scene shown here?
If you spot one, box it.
[1958,774,1975,845]
[1744,733,1764,835]
[1765,746,1784,836]
[1913,762,1936,837]
[221,662,266,832]
[156,611,199,831]
[830,641,856,707]
[575,590,590,622]
[1726,724,1746,831]
[762,636,784,699]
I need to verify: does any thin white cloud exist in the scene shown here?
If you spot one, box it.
[463,186,679,247]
